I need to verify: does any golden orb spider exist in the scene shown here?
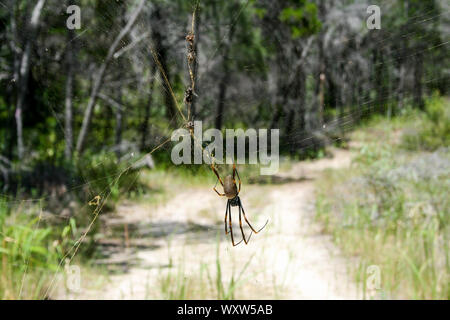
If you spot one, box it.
[211,163,268,246]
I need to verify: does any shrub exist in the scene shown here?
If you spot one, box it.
[402,94,450,151]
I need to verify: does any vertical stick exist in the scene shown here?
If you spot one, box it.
[184,1,200,124]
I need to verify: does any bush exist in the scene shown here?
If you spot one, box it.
[402,94,450,151]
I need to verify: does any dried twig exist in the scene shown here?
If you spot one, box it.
[184,1,200,126]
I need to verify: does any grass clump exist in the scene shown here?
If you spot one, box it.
[0,201,79,299]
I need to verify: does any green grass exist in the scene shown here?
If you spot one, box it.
[315,96,449,299]
[0,201,77,299]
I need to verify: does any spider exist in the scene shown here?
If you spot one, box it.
[211,163,268,246]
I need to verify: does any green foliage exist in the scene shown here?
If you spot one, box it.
[0,202,77,299]
[402,95,450,151]
[279,1,321,38]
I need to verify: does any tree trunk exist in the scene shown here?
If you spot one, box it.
[351,79,360,123]
[293,67,307,153]
[115,5,127,159]
[318,72,325,127]
[213,2,236,130]
[114,96,123,158]
[76,0,145,154]
[14,0,46,160]
[215,58,230,130]
[150,5,177,125]
[297,71,306,133]
[413,52,425,110]
[327,78,337,115]
[316,0,326,128]
[141,63,157,150]
[374,47,385,114]
[397,63,406,110]
[64,28,75,161]
[270,102,284,130]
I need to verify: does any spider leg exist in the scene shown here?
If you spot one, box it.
[224,200,229,235]
[239,197,269,234]
[238,200,253,244]
[228,201,243,246]
[211,164,224,186]
[213,187,226,196]
[213,172,226,196]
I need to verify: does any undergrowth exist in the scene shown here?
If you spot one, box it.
[315,96,449,299]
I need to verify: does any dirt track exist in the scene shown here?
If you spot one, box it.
[56,147,360,299]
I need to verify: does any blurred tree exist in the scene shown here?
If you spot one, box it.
[258,0,321,154]
[14,0,46,160]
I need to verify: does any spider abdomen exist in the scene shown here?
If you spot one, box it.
[223,175,238,199]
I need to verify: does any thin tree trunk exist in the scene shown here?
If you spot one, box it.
[375,48,385,114]
[115,87,123,158]
[270,103,284,130]
[413,52,425,110]
[141,63,157,150]
[103,99,112,143]
[270,84,288,130]
[315,31,326,128]
[318,72,325,126]
[115,5,127,159]
[65,29,75,161]
[327,77,337,115]
[289,65,306,154]
[213,2,236,130]
[76,0,145,154]
[397,62,406,110]
[351,78,360,123]
[97,93,124,149]
[316,0,326,128]
[358,85,364,120]
[14,0,46,160]
[316,31,325,128]
[6,2,19,160]
[150,5,177,125]
[297,70,306,133]
[215,57,230,130]
[114,102,123,158]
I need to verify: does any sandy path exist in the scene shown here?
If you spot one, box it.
[57,147,359,299]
